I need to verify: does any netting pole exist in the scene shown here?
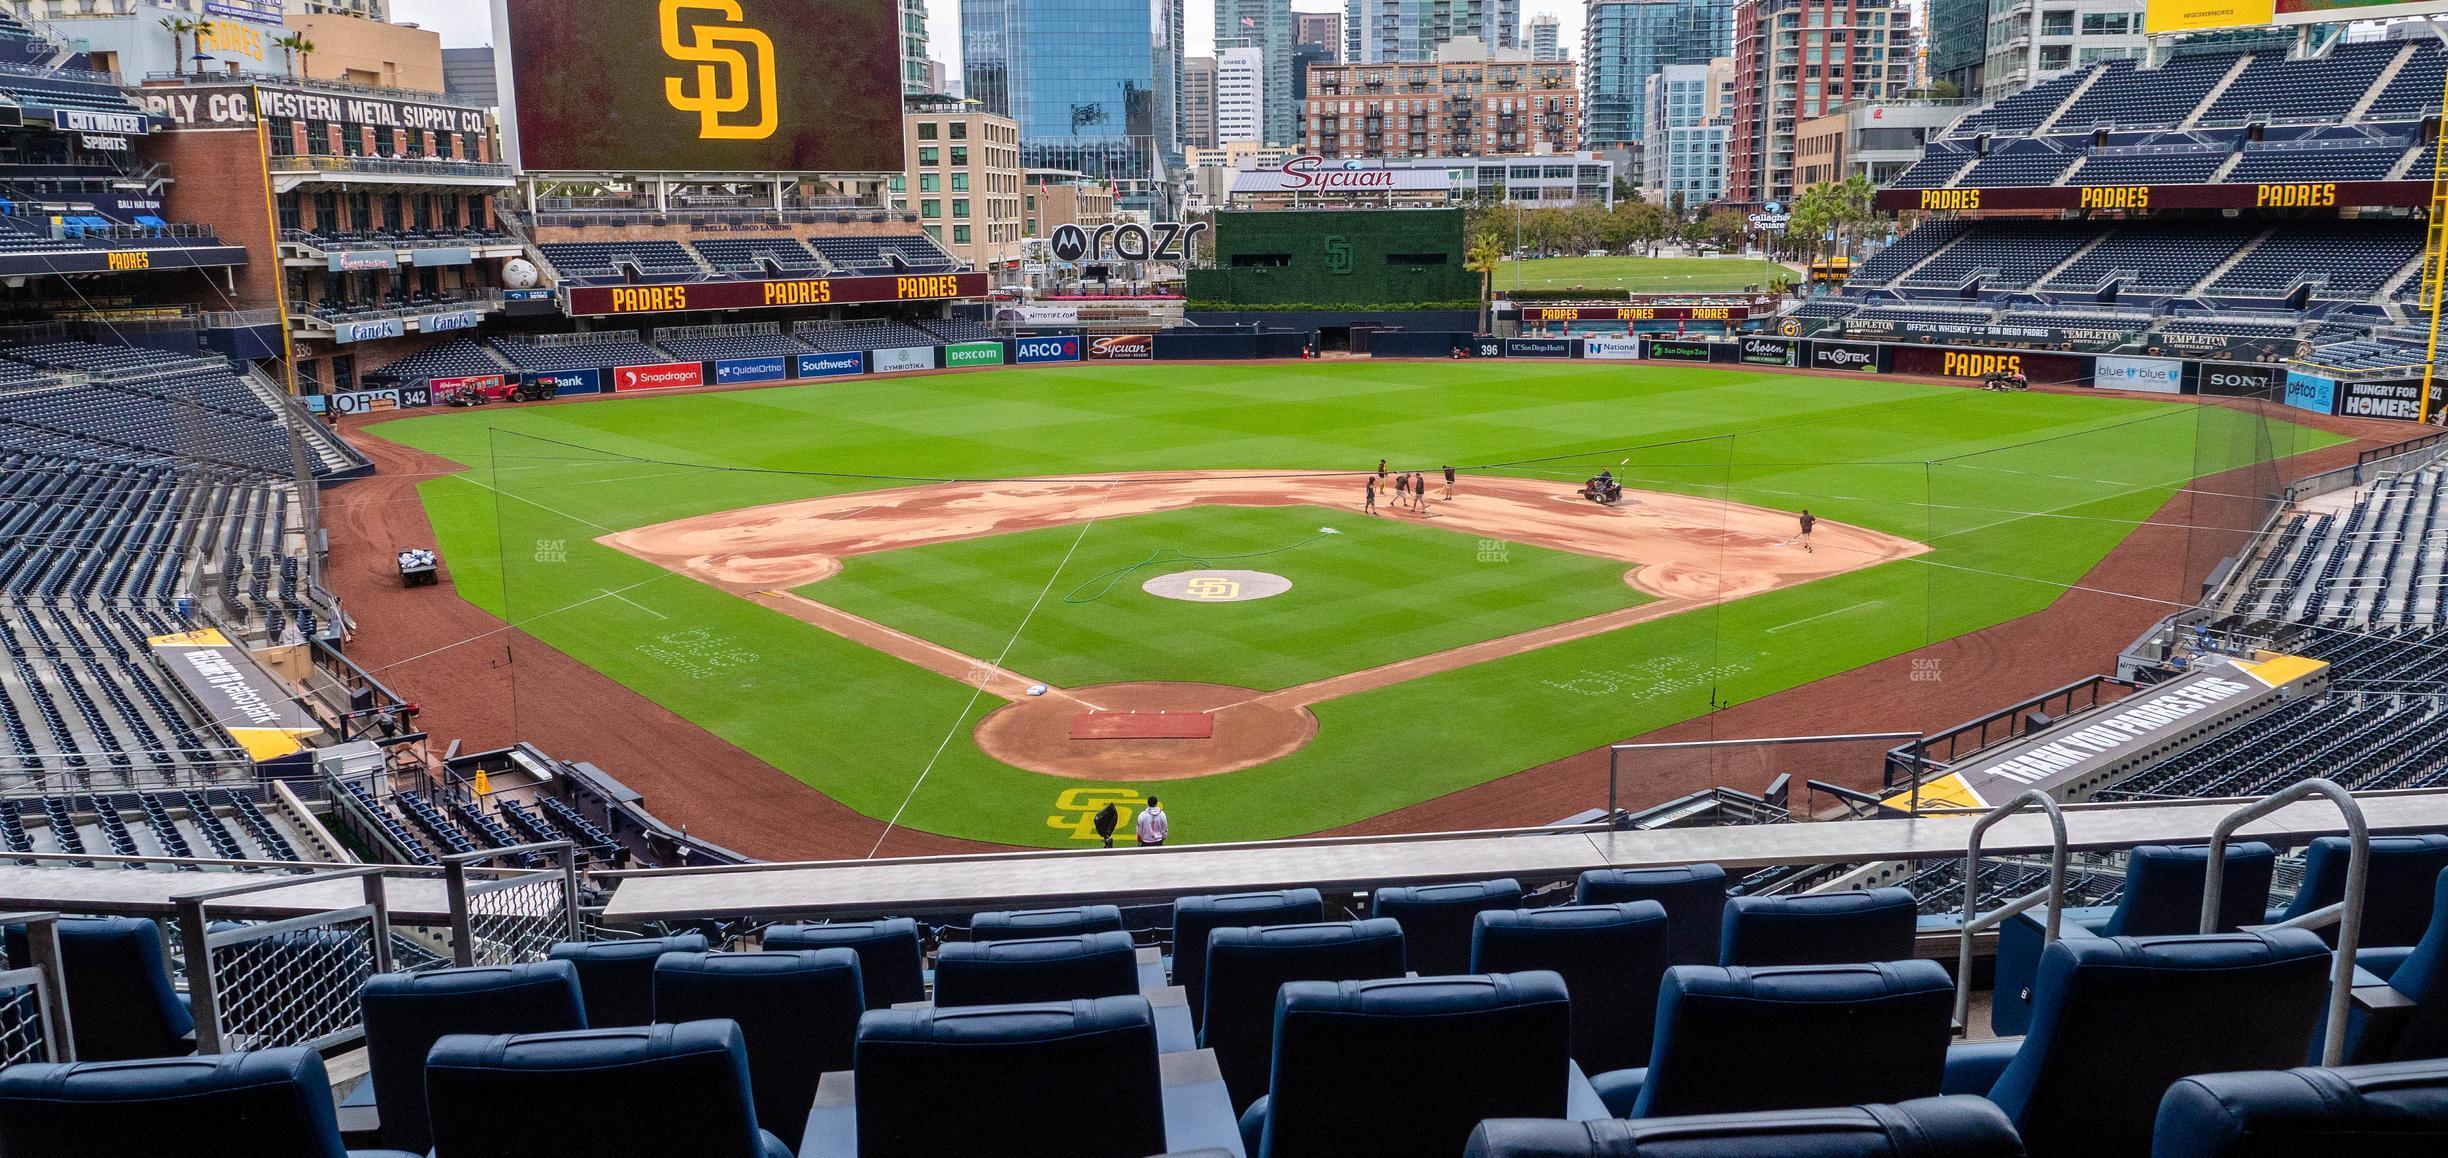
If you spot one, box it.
[2422,60,2448,425]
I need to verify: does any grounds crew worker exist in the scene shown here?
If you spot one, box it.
[1135,797,1169,846]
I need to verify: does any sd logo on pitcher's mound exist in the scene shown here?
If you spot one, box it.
[1142,570,1292,603]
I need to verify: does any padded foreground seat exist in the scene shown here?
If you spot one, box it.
[2269,835,2448,947]
[762,918,927,1008]
[545,933,709,1027]
[1172,888,1325,1028]
[0,1047,419,1158]
[1465,1096,2024,1158]
[652,949,863,1149]
[1592,960,1956,1119]
[1373,878,1525,975]
[1718,888,1918,968]
[6,917,192,1062]
[2332,862,2448,1063]
[424,1020,789,1157]
[931,929,1142,1006]
[1573,864,1730,967]
[2154,1057,2448,1157]
[813,995,1239,1158]
[1200,918,1408,1111]
[1942,930,2331,1158]
[970,904,1124,941]
[1472,902,1673,1074]
[1993,842,2276,1036]
[358,960,587,1153]
[1240,972,1579,1157]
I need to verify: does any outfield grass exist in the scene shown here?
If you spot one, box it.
[1495,255,1800,293]
[374,361,2335,847]
[808,505,1653,691]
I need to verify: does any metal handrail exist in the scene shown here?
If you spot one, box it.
[1952,790,2068,1032]
[2200,778,2367,1067]
[175,866,393,1054]
[0,911,72,1062]
[441,841,580,967]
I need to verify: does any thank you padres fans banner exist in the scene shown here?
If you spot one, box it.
[147,628,319,761]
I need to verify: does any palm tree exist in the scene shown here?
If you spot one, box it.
[159,16,197,76]
[1465,230,1504,335]
[275,33,315,79]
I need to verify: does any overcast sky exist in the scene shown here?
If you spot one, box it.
[390,0,1593,68]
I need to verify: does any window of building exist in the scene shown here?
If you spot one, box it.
[331,354,356,393]
[952,198,969,218]
[277,195,301,233]
[919,173,939,192]
[921,198,940,218]
[950,122,968,139]
[953,224,971,244]
[2080,12,2130,34]
[918,146,938,165]
[950,146,968,165]
[2040,10,2075,36]
[917,122,938,139]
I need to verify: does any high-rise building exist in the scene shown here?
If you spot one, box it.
[440,47,497,107]
[890,100,1027,281]
[1640,58,1729,205]
[962,0,1185,207]
[1345,0,1523,64]
[1185,55,1219,149]
[901,0,934,93]
[1923,0,1987,97]
[1977,0,2145,98]
[1300,37,1575,159]
[1215,0,1295,145]
[1728,0,1913,205]
[1529,14,1562,61]
[1292,40,1334,101]
[1216,46,1266,144]
[1296,11,1343,58]
[1580,0,1730,154]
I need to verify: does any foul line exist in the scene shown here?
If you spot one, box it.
[1766,600,1883,634]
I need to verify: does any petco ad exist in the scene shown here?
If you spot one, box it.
[870,346,934,373]
[2092,355,2183,395]
[612,362,703,391]
[795,352,865,378]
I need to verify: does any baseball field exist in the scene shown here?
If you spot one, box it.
[369,360,2331,848]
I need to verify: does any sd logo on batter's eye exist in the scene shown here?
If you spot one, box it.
[660,0,778,141]
[1185,577,1242,600]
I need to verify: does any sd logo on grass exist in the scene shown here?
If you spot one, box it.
[1048,787,1138,842]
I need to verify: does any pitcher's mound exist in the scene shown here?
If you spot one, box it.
[978,682,1315,780]
[1143,569,1292,602]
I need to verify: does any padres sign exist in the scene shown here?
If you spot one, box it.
[501,0,902,173]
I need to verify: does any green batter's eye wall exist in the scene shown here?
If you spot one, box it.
[1185,208,1479,308]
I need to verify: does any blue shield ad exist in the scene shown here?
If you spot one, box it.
[1013,335,1080,364]
[795,352,866,378]
[714,356,790,385]
[529,369,601,397]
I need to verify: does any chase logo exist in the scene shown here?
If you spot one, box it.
[660,0,778,141]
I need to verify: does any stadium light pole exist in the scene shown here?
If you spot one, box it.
[2424,65,2448,425]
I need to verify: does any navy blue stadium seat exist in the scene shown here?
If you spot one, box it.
[2272,836,2448,947]
[1472,902,1673,1074]
[2334,862,2448,1064]
[358,961,587,1153]
[5,917,190,1061]
[762,918,926,1008]
[1172,888,1325,1028]
[1574,864,1730,967]
[1464,1096,2024,1158]
[970,903,1124,941]
[1942,931,2332,1158]
[1591,960,1956,1120]
[1200,917,1408,1111]
[1718,888,1918,967]
[930,929,1140,1007]
[842,996,1171,1158]
[0,1048,419,1158]
[651,950,862,1150]
[423,1020,789,1157]
[2154,1058,2448,1157]
[546,933,709,1027]
[1373,878,1524,975]
[1240,972,1575,1158]
[1993,843,2277,1035]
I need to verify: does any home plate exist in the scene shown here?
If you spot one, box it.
[1070,710,1217,740]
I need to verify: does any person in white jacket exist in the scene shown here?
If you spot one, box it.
[1134,797,1168,847]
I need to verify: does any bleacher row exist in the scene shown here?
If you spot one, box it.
[2237,459,2448,629]
[1947,40,2434,141]
[340,780,623,870]
[0,787,313,868]
[535,234,961,285]
[373,318,995,382]
[10,833,2448,1157]
[1846,220,2423,304]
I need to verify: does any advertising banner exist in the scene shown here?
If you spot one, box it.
[944,341,1006,368]
[1228,154,1451,194]
[1738,336,1797,367]
[995,304,1081,326]
[1518,304,1750,323]
[612,362,704,391]
[1013,335,1081,364]
[430,373,505,394]
[713,355,790,385]
[332,317,407,344]
[2285,369,2339,415]
[1808,340,1881,373]
[795,351,865,378]
[527,368,601,396]
[1582,337,1643,360]
[50,109,146,135]
[328,250,395,272]
[1891,347,2087,383]
[1879,180,2425,213]
[423,311,485,334]
[2196,363,2283,398]
[1642,338,1718,363]
[319,385,430,414]
[1087,334,1155,360]
[146,627,319,761]
[1504,338,1578,358]
[2092,354,2185,394]
[411,247,475,268]
[871,346,935,373]
[2339,378,2426,420]
[566,272,985,317]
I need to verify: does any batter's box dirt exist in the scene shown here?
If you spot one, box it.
[601,471,1926,780]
